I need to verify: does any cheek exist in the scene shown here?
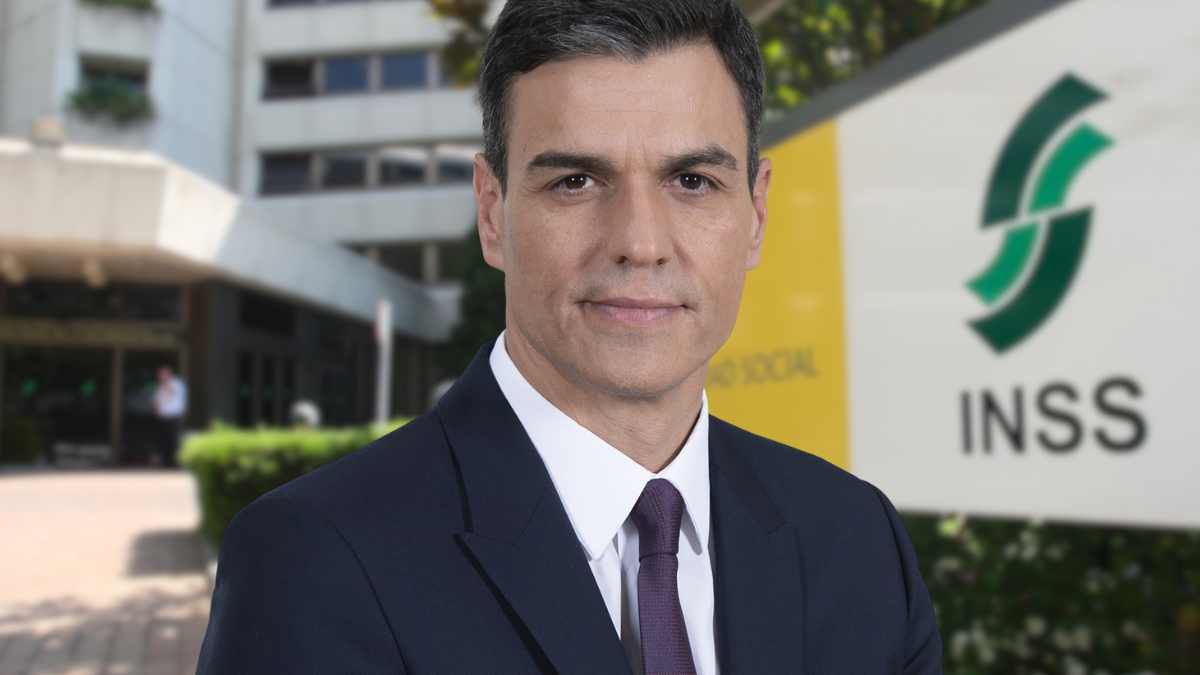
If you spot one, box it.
[684,210,753,303]
[507,205,596,298]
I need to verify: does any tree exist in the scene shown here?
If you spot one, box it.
[434,230,506,376]
[756,0,989,111]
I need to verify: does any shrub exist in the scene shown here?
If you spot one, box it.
[180,419,409,549]
[68,78,155,125]
[905,513,1200,673]
[0,416,45,464]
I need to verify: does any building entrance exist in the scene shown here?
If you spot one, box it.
[0,346,182,466]
[0,346,112,465]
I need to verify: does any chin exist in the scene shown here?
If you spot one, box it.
[574,343,697,400]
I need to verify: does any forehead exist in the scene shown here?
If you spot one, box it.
[506,42,746,166]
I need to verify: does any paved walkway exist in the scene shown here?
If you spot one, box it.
[0,468,212,675]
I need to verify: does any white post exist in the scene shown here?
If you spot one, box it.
[374,299,393,425]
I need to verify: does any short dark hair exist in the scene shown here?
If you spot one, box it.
[478,0,765,193]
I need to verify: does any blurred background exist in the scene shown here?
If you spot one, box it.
[0,0,1196,673]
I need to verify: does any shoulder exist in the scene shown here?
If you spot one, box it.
[709,416,900,542]
[234,413,463,542]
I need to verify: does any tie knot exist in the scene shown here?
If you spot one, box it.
[631,478,686,558]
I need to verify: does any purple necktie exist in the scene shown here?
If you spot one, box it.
[631,478,697,675]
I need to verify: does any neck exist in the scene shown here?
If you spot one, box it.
[503,329,705,473]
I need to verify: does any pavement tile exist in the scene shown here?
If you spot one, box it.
[0,468,211,675]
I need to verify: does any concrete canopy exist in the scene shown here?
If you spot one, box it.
[0,137,459,341]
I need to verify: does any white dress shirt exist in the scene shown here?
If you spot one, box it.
[154,376,187,419]
[489,331,718,675]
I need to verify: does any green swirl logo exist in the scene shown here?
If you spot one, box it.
[967,74,1113,353]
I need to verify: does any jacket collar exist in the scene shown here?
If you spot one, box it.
[435,340,632,674]
[487,330,712,562]
[709,418,808,674]
[436,340,807,674]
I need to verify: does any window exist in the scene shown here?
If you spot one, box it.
[260,356,277,425]
[259,144,480,196]
[377,244,426,280]
[381,52,429,90]
[240,290,297,338]
[270,0,411,7]
[323,55,369,94]
[236,352,255,427]
[260,153,313,194]
[434,144,476,184]
[82,62,148,92]
[379,146,429,186]
[264,59,316,99]
[321,152,369,188]
[262,50,437,100]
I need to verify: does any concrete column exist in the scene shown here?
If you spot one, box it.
[421,243,439,283]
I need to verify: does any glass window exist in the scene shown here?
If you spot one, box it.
[322,55,369,94]
[378,244,426,280]
[379,146,429,186]
[381,52,429,90]
[260,153,312,195]
[260,356,277,425]
[236,352,255,428]
[434,144,478,184]
[321,152,368,188]
[240,290,297,337]
[82,63,148,92]
[264,59,316,99]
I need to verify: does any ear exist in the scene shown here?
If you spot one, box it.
[473,153,506,271]
[746,157,771,269]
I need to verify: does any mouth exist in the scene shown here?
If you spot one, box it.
[581,296,687,326]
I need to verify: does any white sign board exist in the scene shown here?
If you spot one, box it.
[837,0,1200,528]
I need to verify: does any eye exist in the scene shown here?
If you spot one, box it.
[675,173,715,192]
[553,174,594,193]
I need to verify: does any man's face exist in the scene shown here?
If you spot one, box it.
[475,42,770,399]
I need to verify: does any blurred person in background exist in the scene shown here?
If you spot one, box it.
[197,1,941,673]
[152,365,186,468]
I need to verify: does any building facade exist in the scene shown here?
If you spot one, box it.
[0,0,479,465]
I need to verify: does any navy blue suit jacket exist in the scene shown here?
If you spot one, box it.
[197,341,943,673]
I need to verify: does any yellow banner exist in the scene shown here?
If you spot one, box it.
[707,121,849,468]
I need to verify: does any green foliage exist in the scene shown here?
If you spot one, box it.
[429,0,489,87]
[68,77,156,125]
[180,419,410,549]
[0,416,45,464]
[905,514,1200,673]
[758,0,990,113]
[435,230,505,376]
[429,0,990,115]
[80,0,158,12]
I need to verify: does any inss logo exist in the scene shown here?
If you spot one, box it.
[967,74,1113,353]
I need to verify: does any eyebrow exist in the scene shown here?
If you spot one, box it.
[525,143,739,179]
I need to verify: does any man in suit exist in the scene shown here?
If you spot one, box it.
[197,0,943,672]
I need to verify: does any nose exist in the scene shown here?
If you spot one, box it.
[605,181,673,267]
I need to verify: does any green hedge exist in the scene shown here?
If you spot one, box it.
[0,416,45,465]
[905,513,1200,673]
[180,420,408,549]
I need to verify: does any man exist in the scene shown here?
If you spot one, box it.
[197,1,942,673]
[152,365,186,468]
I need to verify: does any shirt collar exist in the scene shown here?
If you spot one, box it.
[489,331,711,561]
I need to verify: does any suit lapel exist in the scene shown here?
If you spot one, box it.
[710,420,807,674]
[437,342,632,675]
